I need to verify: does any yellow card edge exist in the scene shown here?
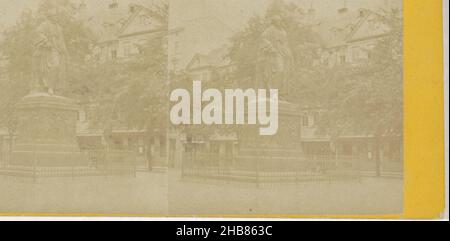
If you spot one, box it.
[403,0,445,219]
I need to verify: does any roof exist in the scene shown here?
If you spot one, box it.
[186,45,230,70]
[85,0,165,44]
[313,8,388,48]
[84,3,132,43]
[169,16,233,72]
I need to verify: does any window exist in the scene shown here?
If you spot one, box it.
[174,41,180,55]
[313,112,320,125]
[139,15,150,25]
[342,142,353,156]
[302,116,309,127]
[339,54,346,64]
[109,0,118,9]
[129,5,136,13]
[78,110,87,122]
[111,111,119,121]
[191,74,201,81]
[160,135,167,157]
[210,142,220,154]
[171,59,178,71]
[111,50,117,60]
[352,48,359,61]
[123,43,134,56]
[202,72,209,82]
[359,9,365,18]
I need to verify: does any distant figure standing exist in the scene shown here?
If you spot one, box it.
[32,6,68,96]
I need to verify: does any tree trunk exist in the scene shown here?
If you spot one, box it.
[146,137,153,172]
[374,136,381,177]
[145,130,154,172]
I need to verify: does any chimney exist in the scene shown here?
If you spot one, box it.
[77,1,88,20]
[358,9,367,18]
[384,0,391,11]
[129,4,137,14]
[308,8,316,18]
[108,0,118,9]
[338,7,348,14]
[79,0,87,9]
[338,0,348,14]
[308,0,316,19]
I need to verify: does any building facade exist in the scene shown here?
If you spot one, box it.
[76,0,168,171]
[301,7,403,175]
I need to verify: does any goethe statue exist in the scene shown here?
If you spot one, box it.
[258,15,294,95]
[31,3,68,96]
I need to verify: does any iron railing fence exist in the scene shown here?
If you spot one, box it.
[0,149,137,182]
[181,149,403,184]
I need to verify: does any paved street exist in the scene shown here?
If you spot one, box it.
[0,171,403,216]
[168,172,403,216]
[0,173,169,215]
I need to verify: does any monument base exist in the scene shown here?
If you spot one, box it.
[11,93,87,167]
[236,100,303,172]
[239,100,302,149]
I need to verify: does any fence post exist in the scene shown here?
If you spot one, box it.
[133,152,137,178]
[181,151,184,180]
[217,152,221,179]
[256,150,260,188]
[105,150,108,178]
[33,151,37,183]
[71,154,75,180]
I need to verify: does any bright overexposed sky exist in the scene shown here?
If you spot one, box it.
[0,0,38,28]
[0,0,167,30]
[170,0,402,29]
[1,0,401,30]
[0,0,115,28]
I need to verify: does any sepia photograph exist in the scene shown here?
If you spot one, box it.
[0,0,170,215]
[167,0,403,215]
[0,0,445,222]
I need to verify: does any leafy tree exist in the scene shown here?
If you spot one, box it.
[228,0,320,95]
[203,0,321,148]
[92,31,169,133]
[0,10,36,128]
[221,0,403,176]
[315,9,403,176]
[85,3,169,167]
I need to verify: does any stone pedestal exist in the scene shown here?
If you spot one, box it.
[237,100,303,172]
[239,100,302,148]
[11,93,86,167]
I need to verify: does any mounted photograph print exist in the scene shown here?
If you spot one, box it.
[0,0,446,219]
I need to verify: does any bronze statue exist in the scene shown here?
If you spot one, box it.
[258,15,294,96]
[32,6,68,96]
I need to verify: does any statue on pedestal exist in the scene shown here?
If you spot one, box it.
[258,15,294,97]
[31,6,68,96]
[11,3,86,167]
[240,15,301,155]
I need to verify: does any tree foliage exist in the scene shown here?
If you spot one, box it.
[228,1,403,139]
[86,2,169,136]
[316,10,403,138]
[0,0,169,137]
[228,0,320,91]
[0,0,94,127]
